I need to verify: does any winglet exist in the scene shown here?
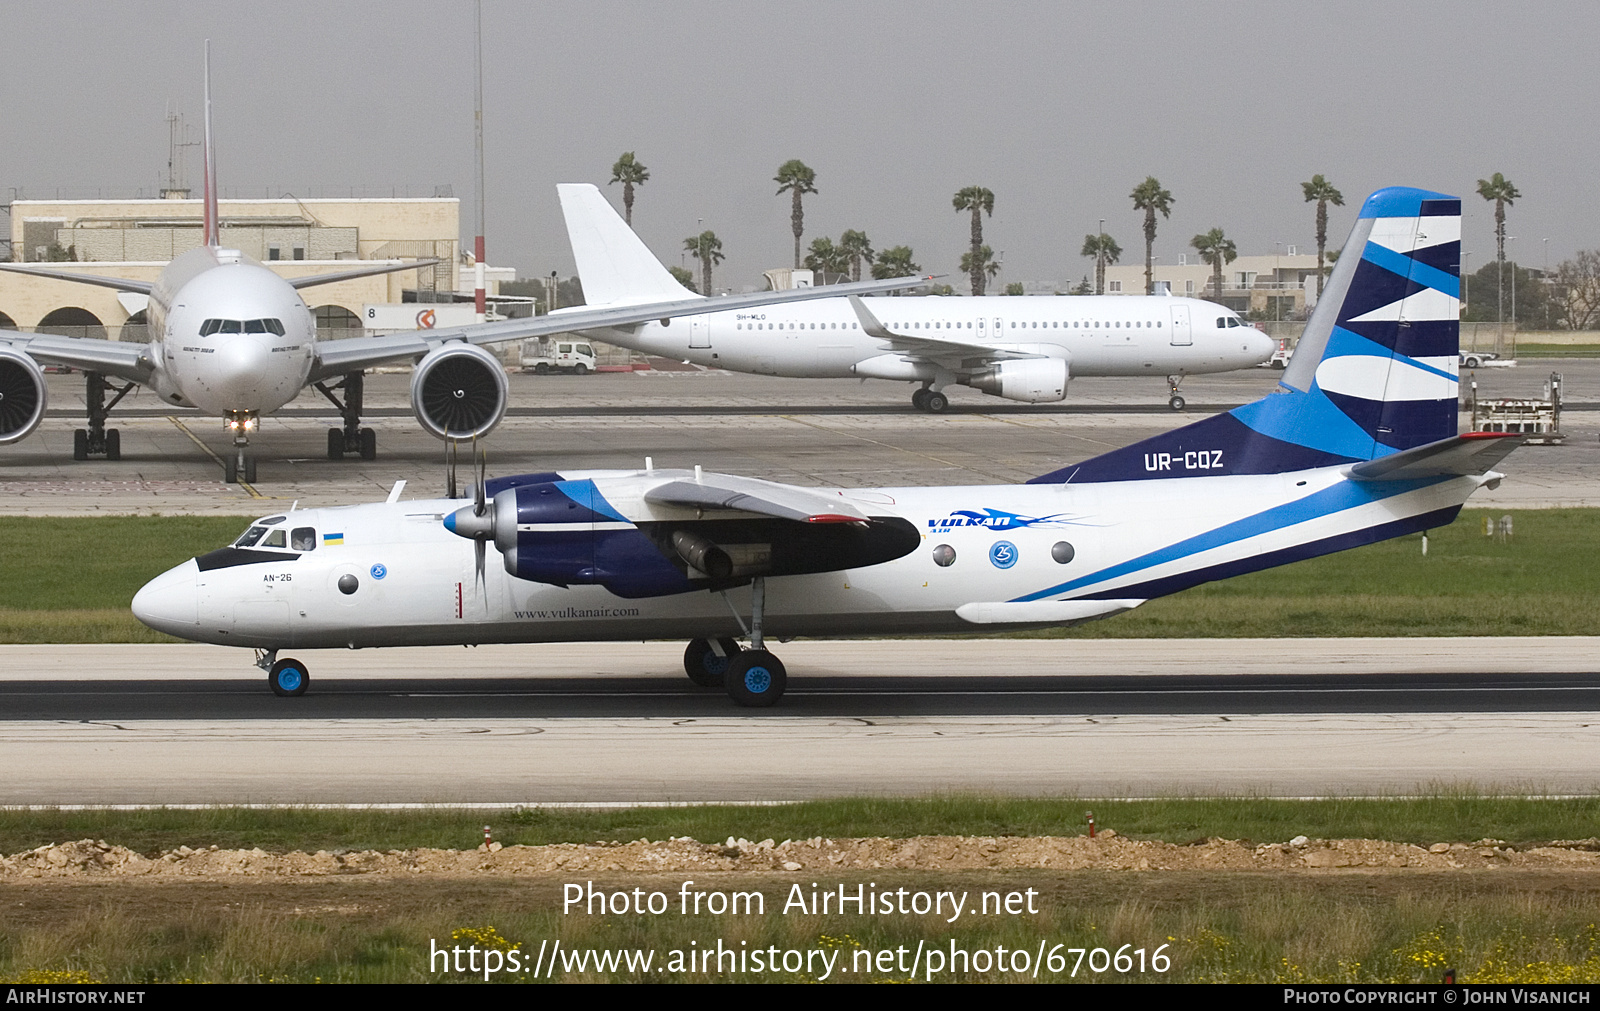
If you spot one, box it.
[846,295,897,339]
[202,41,219,247]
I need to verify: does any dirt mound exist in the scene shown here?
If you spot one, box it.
[6,834,1599,880]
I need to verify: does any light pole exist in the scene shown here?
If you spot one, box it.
[1096,217,1105,295]
[1543,237,1551,329]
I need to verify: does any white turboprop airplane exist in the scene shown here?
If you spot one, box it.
[0,52,927,483]
[557,183,1275,412]
[134,187,1512,707]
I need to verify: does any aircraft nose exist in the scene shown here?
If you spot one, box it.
[1246,329,1275,363]
[132,558,199,634]
[214,338,272,404]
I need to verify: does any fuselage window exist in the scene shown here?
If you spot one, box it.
[291,527,317,551]
[261,529,287,549]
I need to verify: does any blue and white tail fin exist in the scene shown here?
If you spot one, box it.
[1032,186,1463,484]
[558,183,700,306]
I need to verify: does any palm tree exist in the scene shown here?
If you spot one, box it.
[774,160,818,268]
[1080,232,1122,295]
[803,236,850,281]
[683,230,724,296]
[1300,174,1344,281]
[667,264,698,293]
[608,152,649,227]
[1191,228,1237,300]
[952,186,996,295]
[959,245,1001,292]
[1477,172,1521,329]
[839,229,875,282]
[871,246,920,292]
[1130,177,1174,294]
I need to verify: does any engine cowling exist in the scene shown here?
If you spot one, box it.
[409,343,509,441]
[963,357,1069,403]
[0,348,47,444]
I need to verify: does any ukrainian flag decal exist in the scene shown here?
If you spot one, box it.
[324,532,345,545]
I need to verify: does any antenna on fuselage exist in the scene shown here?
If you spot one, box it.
[201,40,219,248]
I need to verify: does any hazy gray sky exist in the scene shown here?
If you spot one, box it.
[2,1,1590,289]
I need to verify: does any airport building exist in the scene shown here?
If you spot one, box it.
[1,195,504,338]
[1103,250,1323,318]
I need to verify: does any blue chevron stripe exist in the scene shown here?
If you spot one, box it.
[1011,476,1446,602]
[1360,241,1460,298]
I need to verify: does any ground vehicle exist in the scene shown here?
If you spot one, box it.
[520,337,597,374]
[1460,351,1499,369]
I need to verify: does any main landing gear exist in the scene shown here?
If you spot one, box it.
[911,384,949,414]
[72,371,134,461]
[1166,374,1187,411]
[258,650,309,697]
[682,576,788,707]
[315,370,377,461]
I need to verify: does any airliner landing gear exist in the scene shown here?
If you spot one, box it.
[256,649,308,697]
[73,371,133,460]
[684,637,743,687]
[222,411,258,484]
[1166,375,1186,411]
[719,576,786,706]
[316,370,376,460]
[911,385,948,414]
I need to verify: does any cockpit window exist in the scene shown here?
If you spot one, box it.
[219,319,243,334]
[262,529,287,549]
[200,319,284,337]
[260,516,286,524]
[234,525,268,547]
[291,527,317,551]
[1227,317,1240,327]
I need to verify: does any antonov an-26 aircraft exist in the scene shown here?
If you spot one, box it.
[557,183,1275,412]
[134,187,1515,706]
[0,53,925,483]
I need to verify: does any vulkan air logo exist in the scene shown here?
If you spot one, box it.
[928,508,1080,531]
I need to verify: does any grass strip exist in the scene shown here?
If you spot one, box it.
[3,795,1599,857]
[1,509,1596,640]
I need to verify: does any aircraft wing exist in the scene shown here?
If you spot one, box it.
[286,259,441,290]
[644,472,870,523]
[847,295,1046,371]
[0,330,153,383]
[0,263,154,295]
[308,273,933,381]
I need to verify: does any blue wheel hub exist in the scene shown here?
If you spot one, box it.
[743,666,772,694]
[705,651,730,676]
[276,667,303,692]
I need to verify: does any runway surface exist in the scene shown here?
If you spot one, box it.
[4,640,1597,803]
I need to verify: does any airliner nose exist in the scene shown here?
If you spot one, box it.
[132,558,199,634]
[1246,328,1275,364]
[214,338,272,404]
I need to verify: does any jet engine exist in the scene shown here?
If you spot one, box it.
[962,358,1068,403]
[0,348,47,444]
[409,343,509,441]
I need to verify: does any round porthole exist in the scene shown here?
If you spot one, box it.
[1051,541,1075,564]
[931,544,956,567]
[338,574,359,595]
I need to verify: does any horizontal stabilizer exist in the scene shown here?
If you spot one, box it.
[645,472,870,523]
[287,259,439,290]
[1348,432,1522,481]
[956,599,1144,626]
[0,263,153,295]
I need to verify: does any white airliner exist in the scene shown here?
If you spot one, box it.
[557,183,1275,412]
[0,52,926,483]
[133,187,1518,707]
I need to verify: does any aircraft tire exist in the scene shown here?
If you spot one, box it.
[73,429,89,461]
[327,428,344,459]
[224,456,237,483]
[268,657,310,697]
[1169,395,1186,411]
[359,428,377,460]
[925,391,949,414]
[911,388,931,411]
[725,649,786,707]
[684,637,742,687]
[243,455,257,484]
[105,429,121,461]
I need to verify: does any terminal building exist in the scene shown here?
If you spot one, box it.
[1,194,510,339]
[1103,250,1323,318]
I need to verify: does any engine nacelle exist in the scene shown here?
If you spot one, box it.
[963,357,1069,403]
[0,348,47,444]
[409,343,509,441]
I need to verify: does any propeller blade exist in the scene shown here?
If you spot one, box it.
[475,536,486,591]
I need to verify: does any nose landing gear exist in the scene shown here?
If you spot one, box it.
[222,410,259,484]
